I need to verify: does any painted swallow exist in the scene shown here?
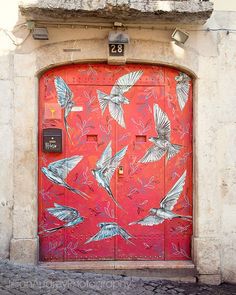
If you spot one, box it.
[42,156,90,199]
[92,141,128,209]
[97,70,143,128]
[139,104,181,163]
[129,171,192,226]
[85,222,134,244]
[54,76,74,142]
[43,203,84,233]
[175,72,191,110]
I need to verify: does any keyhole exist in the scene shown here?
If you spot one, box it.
[118,166,124,175]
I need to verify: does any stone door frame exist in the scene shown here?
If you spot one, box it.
[10,38,221,284]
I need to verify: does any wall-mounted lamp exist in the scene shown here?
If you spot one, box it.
[171,28,189,45]
[108,31,129,44]
[32,27,49,40]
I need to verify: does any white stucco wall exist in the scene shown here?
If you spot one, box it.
[213,0,236,11]
[0,0,236,285]
[0,1,17,259]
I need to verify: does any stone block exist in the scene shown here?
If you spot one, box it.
[198,274,222,285]
[0,123,13,259]
[0,205,12,259]
[12,204,38,239]
[13,81,37,241]
[10,238,38,264]
[14,77,37,137]
[221,234,236,283]
[193,237,220,275]
[107,55,126,65]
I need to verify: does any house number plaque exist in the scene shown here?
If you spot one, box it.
[109,44,124,56]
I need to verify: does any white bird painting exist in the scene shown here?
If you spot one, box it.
[54,76,74,142]
[42,156,90,200]
[85,222,134,245]
[43,203,84,233]
[175,72,191,111]
[129,171,192,226]
[97,70,143,128]
[139,104,182,163]
[92,141,128,209]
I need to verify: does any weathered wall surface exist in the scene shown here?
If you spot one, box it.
[19,0,213,24]
[0,1,18,259]
[0,0,236,285]
[213,11,236,283]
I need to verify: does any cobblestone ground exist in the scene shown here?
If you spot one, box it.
[0,260,235,295]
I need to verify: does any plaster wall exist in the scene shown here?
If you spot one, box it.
[213,0,236,11]
[0,0,236,284]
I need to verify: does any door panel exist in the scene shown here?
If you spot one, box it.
[163,68,193,260]
[38,64,193,261]
[115,83,166,260]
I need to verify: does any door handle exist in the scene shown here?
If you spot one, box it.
[118,166,124,175]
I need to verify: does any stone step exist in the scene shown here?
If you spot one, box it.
[39,260,197,283]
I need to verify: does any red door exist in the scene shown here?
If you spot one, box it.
[38,64,193,261]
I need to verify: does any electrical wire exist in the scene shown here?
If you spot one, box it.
[30,21,236,34]
[1,28,31,46]
[0,20,235,47]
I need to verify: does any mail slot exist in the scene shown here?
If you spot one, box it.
[43,128,62,153]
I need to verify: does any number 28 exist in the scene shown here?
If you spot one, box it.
[110,44,123,53]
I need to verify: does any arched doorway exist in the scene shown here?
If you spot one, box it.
[38,64,193,261]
